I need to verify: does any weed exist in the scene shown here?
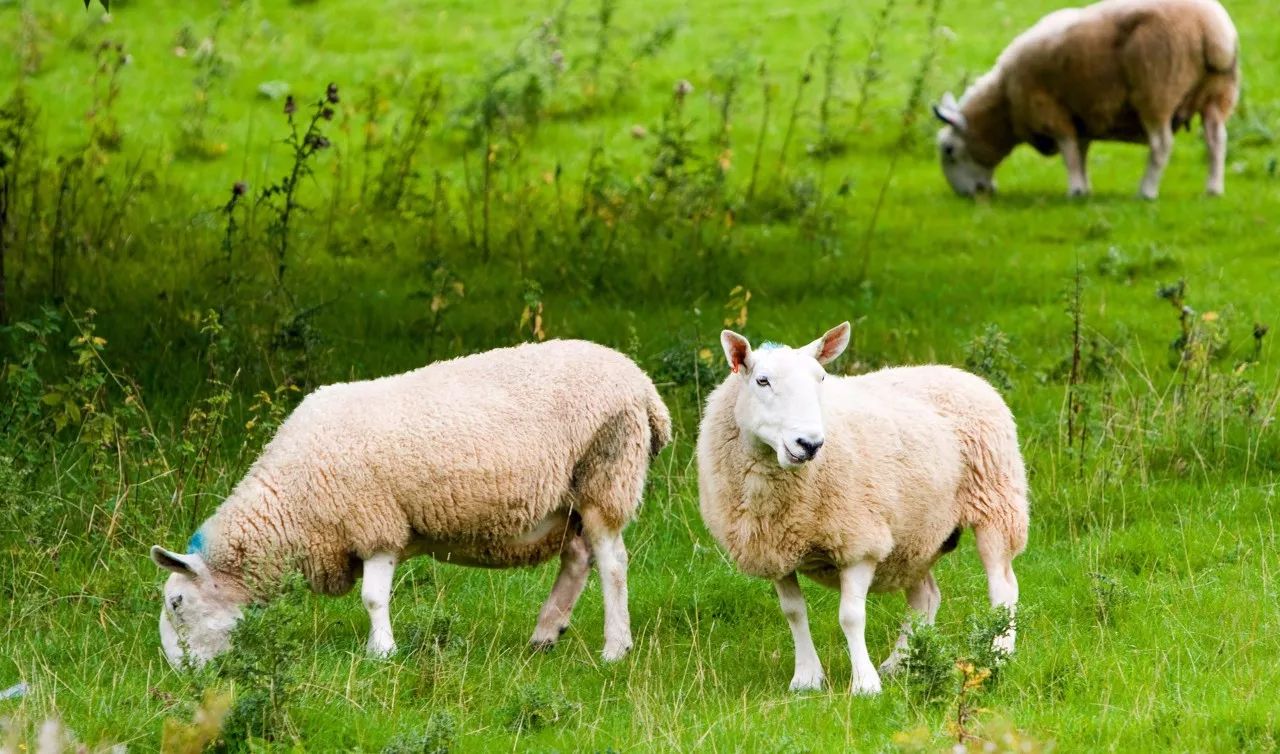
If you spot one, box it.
[963,323,1019,392]
[501,683,576,733]
[381,710,458,754]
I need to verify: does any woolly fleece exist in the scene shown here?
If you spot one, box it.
[697,365,1028,590]
[193,339,671,597]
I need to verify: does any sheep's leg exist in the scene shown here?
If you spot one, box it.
[774,573,825,692]
[839,560,882,695]
[1061,137,1091,197]
[879,572,941,675]
[362,552,397,658]
[582,520,632,661]
[529,534,592,649]
[975,526,1019,656]
[1203,108,1228,196]
[1139,121,1174,200]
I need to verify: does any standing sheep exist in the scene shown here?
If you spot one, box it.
[933,0,1238,199]
[697,324,1029,694]
[150,339,671,668]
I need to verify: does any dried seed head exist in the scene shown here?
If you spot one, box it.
[232,181,247,196]
[326,82,340,104]
[283,95,297,116]
[321,107,335,121]
[674,79,694,99]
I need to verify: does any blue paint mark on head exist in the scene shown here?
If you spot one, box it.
[187,529,206,555]
[757,341,784,351]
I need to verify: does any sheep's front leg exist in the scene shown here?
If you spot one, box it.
[362,552,397,658]
[530,534,592,649]
[583,523,632,661]
[1139,122,1174,200]
[1060,137,1091,197]
[775,573,825,692]
[1203,108,1228,196]
[839,560,881,695]
[879,571,941,675]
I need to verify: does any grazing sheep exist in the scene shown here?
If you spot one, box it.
[697,324,1029,694]
[150,339,671,668]
[933,0,1238,199]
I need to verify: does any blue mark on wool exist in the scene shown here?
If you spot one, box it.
[187,529,206,555]
[757,341,784,351]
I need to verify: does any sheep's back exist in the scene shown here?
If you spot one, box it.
[252,340,657,551]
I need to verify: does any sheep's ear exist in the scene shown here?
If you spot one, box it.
[806,322,851,366]
[151,546,199,578]
[721,330,753,375]
[932,94,967,132]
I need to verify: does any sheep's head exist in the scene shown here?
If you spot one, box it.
[150,545,244,669]
[933,92,995,197]
[720,322,850,469]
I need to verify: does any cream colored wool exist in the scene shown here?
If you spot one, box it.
[195,339,672,599]
[935,0,1238,197]
[698,364,1027,592]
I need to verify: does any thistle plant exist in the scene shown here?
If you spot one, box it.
[259,83,339,293]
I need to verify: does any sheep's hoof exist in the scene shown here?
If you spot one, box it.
[1068,187,1089,198]
[529,639,557,653]
[366,642,396,659]
[1138,188,1159,201]
[878,656,905,677]
[850,677,883,696]
[601,642,632,662]
[789,672,826,693]
[1206,185,1224,197]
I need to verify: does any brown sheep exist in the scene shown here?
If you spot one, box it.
[933,0,1239,199]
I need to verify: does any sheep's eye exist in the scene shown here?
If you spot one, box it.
[755,376,770,388]
[170,595,184,611]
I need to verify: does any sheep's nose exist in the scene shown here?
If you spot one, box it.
[794,437,824,460]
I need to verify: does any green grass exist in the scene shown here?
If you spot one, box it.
[2,0,1280,751]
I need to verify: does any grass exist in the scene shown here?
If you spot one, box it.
[1,0,1279,750]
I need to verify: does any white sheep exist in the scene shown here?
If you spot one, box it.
[150,339,672,667]
[697,324,1029,694]
[933,0,1239,199]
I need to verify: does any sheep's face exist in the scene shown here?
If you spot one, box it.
[933,93,994,197]
[720,323,850,469]
[936,127,995,197]
[151,546,244,669]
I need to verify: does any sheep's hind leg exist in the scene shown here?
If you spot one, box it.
[529,534,592,650]
[839,560,882,695]
[580,511,632,661]
[1061,137,1091,197]
[879,571,941,675]
[1139,121,1174,200]
[775,573,825,692]
[1203,107,1228,196]
[362,552,397,658]
[975,526,1019,656]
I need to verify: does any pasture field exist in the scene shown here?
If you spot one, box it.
[1,0,1279,750]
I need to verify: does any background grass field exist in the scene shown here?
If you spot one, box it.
[1,0,1279,751]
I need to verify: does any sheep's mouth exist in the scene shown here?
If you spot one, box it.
[784,447,808,464]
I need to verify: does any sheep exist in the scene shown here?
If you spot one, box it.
[696,323,1029,694]
[932,0,1239,199]
[150,339,672,668]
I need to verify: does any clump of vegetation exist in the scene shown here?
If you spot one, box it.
[500,683,577,732]
[963,323,1019,392]
[381,711,458,754]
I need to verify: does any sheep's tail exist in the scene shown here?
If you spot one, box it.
[645,387,673,457]
[1200,1,1239,74]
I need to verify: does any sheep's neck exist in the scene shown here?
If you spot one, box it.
[962,76,1018,168]
[737,436,812,516]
